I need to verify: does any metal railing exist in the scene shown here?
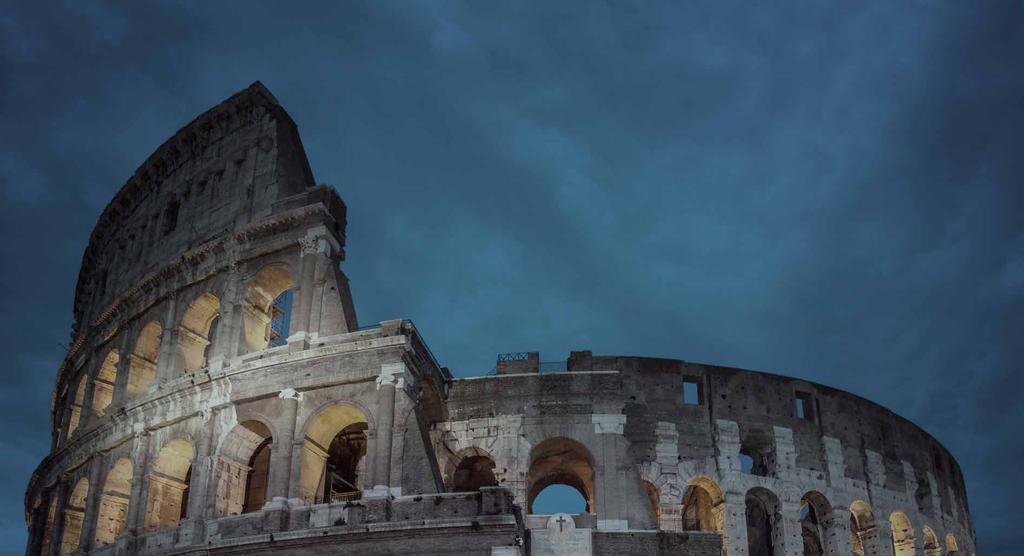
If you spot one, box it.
[497,352,531,362]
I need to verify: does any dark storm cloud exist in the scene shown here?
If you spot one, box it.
[1,1,1021,553]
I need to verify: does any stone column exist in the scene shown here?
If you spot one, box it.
[823,436,846,486]
[722,490,749,556]
[186,410,218,522]
[290,227,339,346]
[209,270,242,370]
[771,426,797,477]
[828,506,855,555]
[47,479,69,556]
[79,456,105,552]
[883,522,898,556]
[858,524,884,556]
[368,362,406,495]
[111,334,132,409]
[79,357,100,428]
[778,500,804,556]
[155,298,179,382]
[715,419,742,476]
[591,413,628,529]
[26,493,51,556]
[268,389,300,503]
[124,432,152,536]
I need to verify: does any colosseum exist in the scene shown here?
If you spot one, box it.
[24,82,975,556]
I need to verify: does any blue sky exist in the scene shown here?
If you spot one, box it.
[1,2,1022,553]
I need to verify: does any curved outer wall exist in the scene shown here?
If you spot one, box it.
[25,84,974,556]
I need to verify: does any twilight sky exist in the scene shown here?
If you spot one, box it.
[1,1,1022,553]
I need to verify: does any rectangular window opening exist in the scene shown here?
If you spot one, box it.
[683,378,701,406]
[795,392,815,421]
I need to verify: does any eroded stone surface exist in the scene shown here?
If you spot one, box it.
[24,83,974,556]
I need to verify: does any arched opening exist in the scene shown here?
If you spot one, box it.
[642,480,661,526]
[739,429,773,477]
[850,500,880,556]
[526,437,595,514]
[40,496,57,555]
[176,293,221,374]
[60,478,89,555]
[127,321,161,397]
[67,375,87,437]
[300,403,369,504]
[746,487,782,556]
[532,484,588,514]
[214,421,273,516]
[890,511,916,556]
[92,350,119,416]
[922,526,940,555]
[448,448,498,492]
[801,491,833,556]
[242,266,295,353]
[95,458,132,546]
[945,533,959,555]
[682,477,724,534]
[144,439,194,531]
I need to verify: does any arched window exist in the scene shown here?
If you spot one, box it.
[215,421,273,516]
[801,491,834,556]
[527,437,595,514]
[448,448,498,492]
[322,422,367,502]
[850,500,880,556]
[92,350,119,416]
[300,404,369,504]
[922,526,940,555]
[739,429,773,477]
[60,478,89,554]
[532,484,588,514]
[681,478,724,534]
[145,439,194,531]
[127,321,162,397]
[67,375,87,437]
[242,266,295,353]
[890,511,916,556]
[946,532,960,555]
[176,293,221,374]
[746,487,782,556]
[95,458,132,546]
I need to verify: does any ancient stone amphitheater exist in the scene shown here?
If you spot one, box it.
[25,83,975,556]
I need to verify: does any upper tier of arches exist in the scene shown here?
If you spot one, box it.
[70,82,329,350]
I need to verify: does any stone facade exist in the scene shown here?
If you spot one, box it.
[24,83,974,556]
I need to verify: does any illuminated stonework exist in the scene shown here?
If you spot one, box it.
[25,83,975,555]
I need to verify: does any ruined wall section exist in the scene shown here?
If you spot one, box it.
[442,354,975,554]
[72,81,321,339]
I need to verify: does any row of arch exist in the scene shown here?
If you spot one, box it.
[61,265,297,440]
[441,437,971,556]
[40,417,972,555]
[662,481,967,556]
[40,400,371,554]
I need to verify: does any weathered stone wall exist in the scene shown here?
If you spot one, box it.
[25,83,974,556]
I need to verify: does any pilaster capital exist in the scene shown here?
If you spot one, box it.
[298,226,340,257]
[278,388,303,401]
[377,362,411,390]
